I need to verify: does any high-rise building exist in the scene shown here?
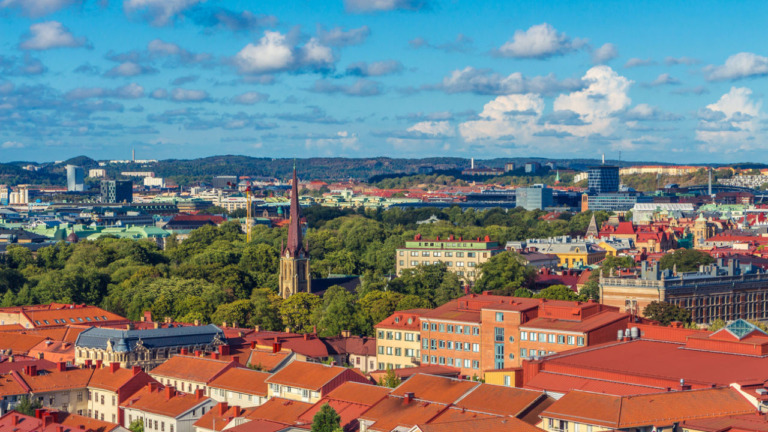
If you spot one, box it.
[101,180,133,203]
[279,168,310,299]
[66,165,85,192]
[515,185,553,210]
[587,165,620,194]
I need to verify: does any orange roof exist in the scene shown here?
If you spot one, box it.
[416,416,543,432]
[88,364,153,392]
[297,382,390,428]
[19,325,89,343]
[390,374,479,405]
[208,368,270,396]
[23,368,94,393]
[246,349,291,371]
[323,381,390,406]
[375,309,429,331]
[0,333,47,354]
[58,412,122,432]
[428,407,495,423]
[121,384,210,417]
[359,395,448,432]
[223,419,286,432]
[0,373,30,397]
[453,384,545,417]
[24,306,128,328]
[28,340,75,363]
[541,388,755,428]
[149,355,237,384]
[244,397,313,425]
[0,324,24,331]
[524,371,666,396]
[193,403,248,431]
[264,361,351,391]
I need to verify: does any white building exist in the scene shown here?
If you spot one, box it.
[144,177,166,188]
[89,169,107,178]
[121,384,214,432]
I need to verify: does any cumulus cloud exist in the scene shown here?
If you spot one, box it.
[646,73,681,87]
[345,60,403,77]
[310,79,382,97]
[0,0,80,17]
[429,67,585,96]
[104,62,158,78]
[305,131,359,152]
[344,0,429,13]
[123,0,203,26]
[665,56,699,66]
[409,34,473,53]
[231,91,269,104]
[0,54,47,75]
[591,43,618,64]
[407,121,455,137]
[234,31,334,75]
[317,25,370,46]
[147,39,212,65]
[459,93,544,142]
[705,52,768,81]
[1,141,25,149]
[186,6,277,32]
[624,58,655,68]
[696,87,763,151]
[64,83,145,100]
[496,23,585,59]
[169,88,210,102]
[19,21,90,50]
[621,104,682,121]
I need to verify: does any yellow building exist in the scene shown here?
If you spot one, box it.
[396,234,504,283]
[374,309,425,370]
[483,368,522,387]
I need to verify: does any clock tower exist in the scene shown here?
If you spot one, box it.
[279,167,311,299]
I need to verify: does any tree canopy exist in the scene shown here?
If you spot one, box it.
[642,301,692,325]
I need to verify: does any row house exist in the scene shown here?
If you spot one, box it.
[121,383,214,432]
[264,361,370,404]
[87,362,156,425]
[207,368,270,408]
[0,408,128,432]
[148,354,241,396]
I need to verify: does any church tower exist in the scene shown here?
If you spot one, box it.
[279,167,311,299]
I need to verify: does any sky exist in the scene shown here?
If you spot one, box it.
[2,0,768,163]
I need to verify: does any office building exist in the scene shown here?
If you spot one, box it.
[587,165,620,194]
[100,180,133,203]
[600,259,768,324]
[66,165,85,192]
[515,185,553,210]
[212,176,238,189]
[395,234,505,283]
[581,192,651,212]
[88,168,106,178]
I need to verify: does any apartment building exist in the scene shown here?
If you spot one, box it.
[395,234,504,283]
[264,361,369,404]
[207,368,270,407]
[148,355,240,395]
[87,362,156,425]
[121,384,214,432]
[374,309,426,371]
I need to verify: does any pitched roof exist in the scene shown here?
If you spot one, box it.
[524,371,666,396]
[453,384,544,417]
[541,388,755,428]
[22,368,94,393]
[24,306,128,328]
[375,309,429,331]
[416,416,543,432]
[246,349,291,372]
[207,368,270,396]
[244,397,313,425]
[390,374,479,405]
[0,333,48,354]
[264,361,351,391]
[76,324,225,352]
[322,381,390,406]
[359,395,448,432]
[121,385,210,418]
[680,413,768,432]
[148,355,236,384]
[222,419,287,432]
[88,364,152,392]
[193,403,248,431]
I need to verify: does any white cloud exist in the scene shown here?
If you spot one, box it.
[346,60,403,77]
[147,39,211,64]
[1,141,25,149]
[431,66,585,95]
[104,61,158,77]
[622,104,682,121]
[317,25,370,46]
[231,91,269,105]
[19,21,89,50]
[123,0,203,26]
[592,43,618,64]
[0,0,79,17]
[170,88,210,102]
[459,93,544,142]
[64,83,145,100]
[624,58,655,68]
[647,73,681,87]
[496,23,584,59]
[344,0,429,13]
[305,131,360,151]
[407,121,455,137]
[300,37,334,70]
[696,87,763,151]
[705,52,768,81]
[235,31,295,74]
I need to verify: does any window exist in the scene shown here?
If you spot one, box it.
[438,357,445,365]
[377,330,384,339]
[521,331,528,341]
[447,341,453,349]
[473,327,480,335]
[399,251,404,256]
[405,333,414,341]
[395,348,402,356]
[456,252,464,257]
[431,323,437,331]
[439,323,445,332]
[386,331,393,340]
[520,348,527,357]
[445,252,453,257]
[472,360,479,369]
[557,335,565,344]
[577,337,585,346]
[548,334,556,343]
[468,262,476,267]
[422,339,428,349]
[530,333,537,342]
[455,358,462,367]
[77,392,83,402]
[405,348,414,357]
[456,262,464,267]
[386,347,392,355]
[422,251,430,257]
[508,336,515,343]
[467,252,475,258]
[539,333,546,342]
[411,251,418,257]
[399,260,404,266]
[395,332,402,340]
[495,312,504,322]
[447,325,454,333]
[464,359,471,368]
[465,326,471,335]
[463,342,470,351]
[494,327,504,342]
[504,375,511,387]
[472,343,480,352]
[567,336,575,345]
[422,355,428,364]
[438,340,445,348]
[422,322,429,331]
[378,346,384,355]
[430,339,437,350]
[431,356,437,364]
[433,252,441,257]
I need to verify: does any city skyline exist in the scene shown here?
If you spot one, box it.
[2,0,768,162]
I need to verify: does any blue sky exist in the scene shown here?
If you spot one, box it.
[2,0,768,163]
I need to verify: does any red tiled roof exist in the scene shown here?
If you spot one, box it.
[416,416,543,432]
[454,384,544,417]
[223,419,287,432]
[359,395,448,432]
[149,355,237,384]
[321,381,389,406]
[88,364,153,392]
[58,412,122,432]
[244,397,312,425]
[390,374,479,405]
[0,333,47,354]
[23,368,94,393]
[246,349,291,372]
[24,306,128,328]
[375,309,429,331]
[524,371,666,396]
[541,388,755,428]
[208,368,270,396]
[264,361,352,391]
[680,413,768,432]
[0,373,30,397]
[520,311,629,333]
[193,403,248,431]
[121,385,210,417]
[28,340,75,364]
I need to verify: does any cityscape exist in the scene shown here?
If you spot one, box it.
[4,1,768,432]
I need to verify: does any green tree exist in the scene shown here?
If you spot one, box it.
[534,284,583,301]
[15,396,42,416]
[474,251,536,295]
[250,288,284,331]
[311,403,341,432]
[279,292,321,333]
[659,249,715,272]
[708,319,726,331]
[128,419,144,432]
[642,301,692,325]
[378,368,402,388]
[210,300,255,328]
[314,285,359,337]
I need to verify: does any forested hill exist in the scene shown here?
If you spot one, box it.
[1,155,701,186]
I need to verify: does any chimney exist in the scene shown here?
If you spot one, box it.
[254,325,261,332]
[148,382,159,392]
[303,334,309,341]
[132,365,141,376]
[126,324,133,330]
[84,359,92,368]
[249,342,255,350]
[180,348,189,355]
[195,388,205,400]
[109,362,120,373]
[194,319,200,326]
[218,345,230,356]
[195,350,202,357]
[57,361,66,372]
[403,392,415,405]
[217,402,228,415]
[43,414,53,427]
[12,415,19,426]
[222,322,227,328]
[273,343,282,353]
[154,322,160,329]
[26,365,38,376]
[35,409,44,419]
[313,326,317,335]
[341,330,351,338]
[211,352,219,360]
[95,360,103,369]
[56,426,64,432]
[165,386,176,400]
[143,311,152,323]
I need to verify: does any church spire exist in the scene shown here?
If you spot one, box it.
[284,166,305,257]
[585,213,599,238]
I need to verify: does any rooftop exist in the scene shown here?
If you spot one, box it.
[121,384,210,417]
[148,355,237,384]
[207,367,270,396]
[264,361,356,391]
